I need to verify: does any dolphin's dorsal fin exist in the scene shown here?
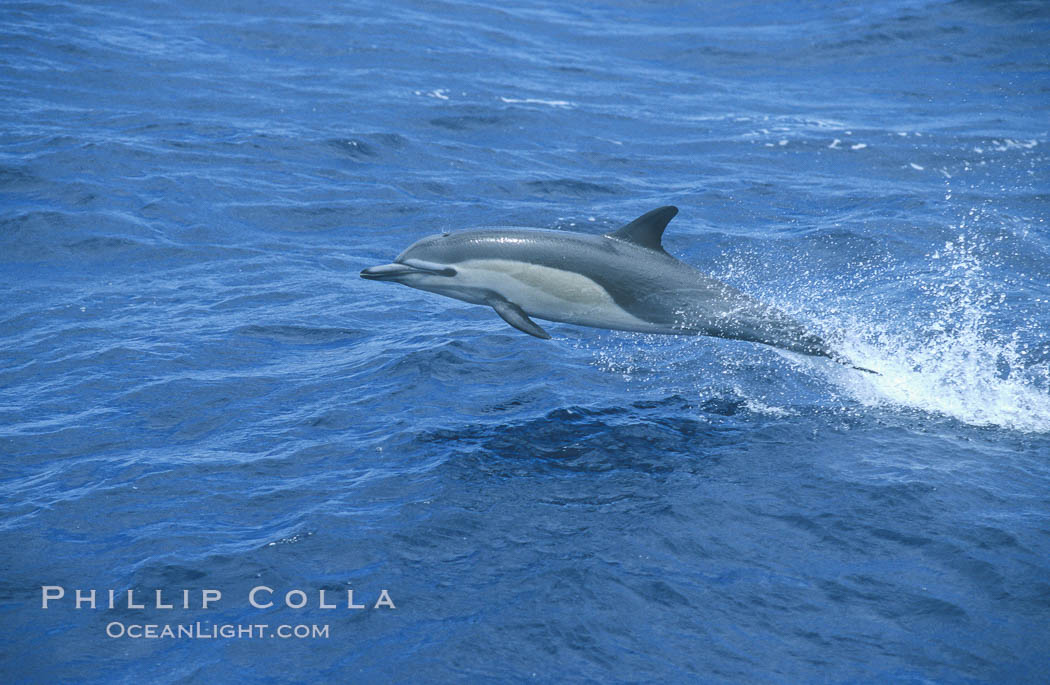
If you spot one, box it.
[606,206,678,251]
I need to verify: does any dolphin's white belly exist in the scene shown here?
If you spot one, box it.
[453,259,661,331]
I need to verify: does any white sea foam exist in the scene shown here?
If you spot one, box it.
[814,234,1050,433]
[499,96,574,108]
[414,88,450,100]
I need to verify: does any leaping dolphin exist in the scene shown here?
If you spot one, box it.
[361,206,875,372]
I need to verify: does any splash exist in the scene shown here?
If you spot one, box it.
[576,202,1049,433]
[595,220,1048,433]
[812,228,1050,434]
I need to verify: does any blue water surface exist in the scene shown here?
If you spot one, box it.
[2,0,1049,682]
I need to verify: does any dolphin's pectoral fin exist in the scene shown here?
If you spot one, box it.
[490,300,551,339]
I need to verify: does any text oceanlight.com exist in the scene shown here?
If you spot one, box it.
[105,622,330,640]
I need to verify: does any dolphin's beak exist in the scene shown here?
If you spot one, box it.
[360,260,457,281]
[360,263,417,281]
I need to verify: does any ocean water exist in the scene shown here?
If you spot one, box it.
[2,0,1049,682]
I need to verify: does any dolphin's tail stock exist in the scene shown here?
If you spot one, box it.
[772,316,881,375]
[727,307,881,375]
[804,348,881,375]
[826,350,880,375]
[777,323,880,376]
[844,359,881,375]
